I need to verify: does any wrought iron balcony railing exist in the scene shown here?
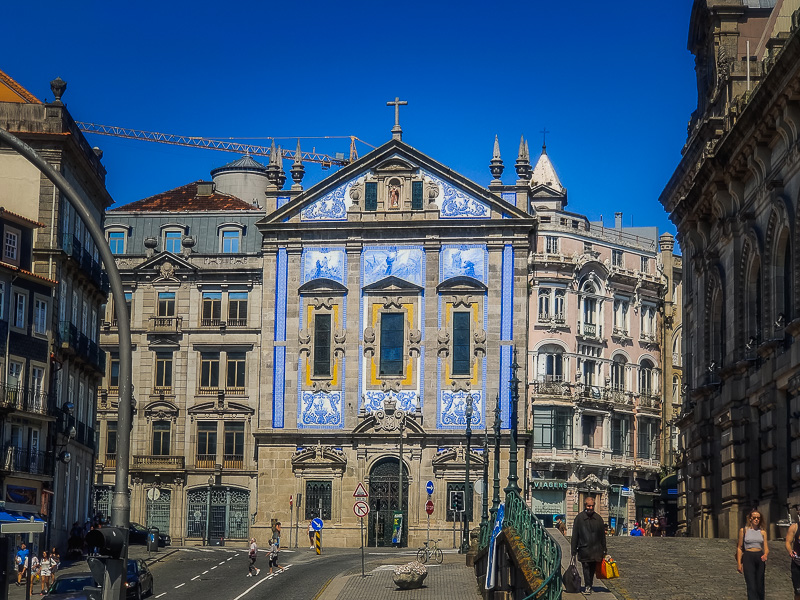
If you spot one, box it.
[227,318,247,327]
[132,455,186,470]
[105,453,117,468]
[148,316,182,333]
[3,446,53,476]
[0,383,51,415]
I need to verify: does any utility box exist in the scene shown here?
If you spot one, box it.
[147,528,159,553]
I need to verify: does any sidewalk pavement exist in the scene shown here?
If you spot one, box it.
[8,545,180,600]
[318,549,481,600]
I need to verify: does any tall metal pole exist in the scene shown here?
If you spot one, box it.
[491,395,502,519]
[0,127,132,600]
[461,395,473,553]
[481,422,489,528]
[504,347,521,496]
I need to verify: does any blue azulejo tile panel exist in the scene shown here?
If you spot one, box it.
[362,246,425,287]
[438,389,484,430]
[501,244,514,341]
[275,248,288,342]
[302,248,347,284]
[301,173,363,221]
[272,346,286,429]
[298,389,344,429]
[422,170,490,219]
[440,244,488,284]
[499,345,512,429]
[501,192,516,219]
[277,196,290,209]
[363,390,418,413]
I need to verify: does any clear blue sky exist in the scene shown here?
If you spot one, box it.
[5,1,696,248]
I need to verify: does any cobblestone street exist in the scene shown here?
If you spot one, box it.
[603,537,794,600]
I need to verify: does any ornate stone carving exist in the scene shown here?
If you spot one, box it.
[363,326,376,358]
[373,397,407,432]
[437,328,451,357]
[312,297,334,310]
[473,329,487,357]
[333,328,346,358]
[382,296,404,310]
[298,329,312,356]
[408,328,421,357]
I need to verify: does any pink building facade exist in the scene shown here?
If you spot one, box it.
[523,147,668,533]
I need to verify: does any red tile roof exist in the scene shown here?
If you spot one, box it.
[110,181,261,213]
[0,69,42,104]
[0,207,45,228]
[0,261,57,285]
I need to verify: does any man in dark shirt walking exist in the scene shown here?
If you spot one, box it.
[571,497,607,594]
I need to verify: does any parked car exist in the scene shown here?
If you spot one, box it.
[125,559,154,600]
[46,560,154,600]
[128,522,171,547]
[45,573,95,600]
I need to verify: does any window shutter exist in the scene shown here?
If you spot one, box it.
[365,182,377,211]
[411,181,423,210]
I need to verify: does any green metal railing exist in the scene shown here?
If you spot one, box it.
[479,491,562,600]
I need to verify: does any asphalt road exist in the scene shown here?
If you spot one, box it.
[145,546,367,600]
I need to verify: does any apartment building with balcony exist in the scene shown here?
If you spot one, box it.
[97,173,264,544]
[524,145,672,532]
[0,208,56,524]
[0,71,111,549]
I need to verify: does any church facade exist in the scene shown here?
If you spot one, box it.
[253,136,534,547]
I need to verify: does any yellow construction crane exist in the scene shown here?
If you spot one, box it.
[76,122,374,168]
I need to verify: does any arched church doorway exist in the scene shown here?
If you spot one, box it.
[368,457,409,547]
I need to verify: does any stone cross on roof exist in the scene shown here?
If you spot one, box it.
[387,97,408,141]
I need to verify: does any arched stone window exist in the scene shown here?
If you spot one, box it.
[775,231,792,323]
[611,355,627,391]
[536,344,566,382]
[746,256,762,343]
[639,359,654,397]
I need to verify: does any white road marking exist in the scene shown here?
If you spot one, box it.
[194,549,215,553]
[174,583,185,589]
[218,561,226,565]
[155,594,167,598]
[211,566,217,570]
[202,571,208,575]
[230,566,292,600]
[227,557,233,561]
[180,549,199,553]
[191,576,200,581]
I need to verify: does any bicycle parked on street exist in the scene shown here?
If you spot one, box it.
[416,538,443,564]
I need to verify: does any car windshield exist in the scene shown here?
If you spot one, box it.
[130,523,146,532]
[50,576,95,594]
[127,561,138,575]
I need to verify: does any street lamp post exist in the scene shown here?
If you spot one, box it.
[461,395,474,553]
[480,401,491,529]
[0,126,132,600]
[504,347,521,496]
[205,476,213,546]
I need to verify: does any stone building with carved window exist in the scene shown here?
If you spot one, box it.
[96,169,264,544]
[253,130,533,548]
[515,142,679,533]
[661,0,800,538]
[0,71,111,550]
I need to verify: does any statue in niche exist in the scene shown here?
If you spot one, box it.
[388,185,400,209]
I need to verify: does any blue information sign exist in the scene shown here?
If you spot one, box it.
[311,518,324,531]
[426,480,434,495]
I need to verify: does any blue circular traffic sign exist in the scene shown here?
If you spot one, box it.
[311,518,324,531]
[426,480,434,495]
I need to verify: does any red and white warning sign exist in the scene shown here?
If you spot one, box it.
[353,500,370,518]
[353,482,368,498]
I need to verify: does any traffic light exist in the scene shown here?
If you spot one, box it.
[450,490,464,513]
[85,527,128,559]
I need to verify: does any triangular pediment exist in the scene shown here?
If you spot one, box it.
[147,338,181,350]
[436,276,487,292]
[258,140,533,226]
[431,445,486,472]
[298,278,348,294]
[362,275,423,292]
[187,401,255,415]
[133,251,197,275]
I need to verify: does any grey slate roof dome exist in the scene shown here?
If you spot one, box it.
[210,154,268,177]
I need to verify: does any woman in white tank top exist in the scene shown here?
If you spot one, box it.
[737,509,769,600]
